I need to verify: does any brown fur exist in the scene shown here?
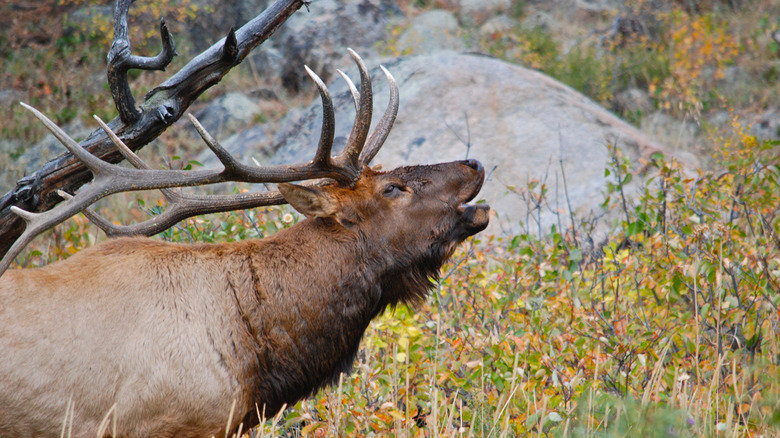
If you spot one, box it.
[0,160,489,437]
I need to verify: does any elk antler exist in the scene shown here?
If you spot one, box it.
[0,51,398,276]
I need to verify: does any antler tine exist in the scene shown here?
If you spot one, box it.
[0,208,50,274]
[0,104,219,275]
[67,118,292,238]
[20,103,230,188]
[187,113,355,184]
[304,65,336,167]
[78,189,289,238]
[360,65,399,166]
[335,49,373,180]
[0,52,396,275]
[91,115,184,236]
[186,113,246,176]
[337,69,360,112]
[93,115,155,171]
[21,103,113,178]
[86,97,336,237]
[0,178,111,275]
[56,189,119,237]
[0,105,177,273]
[45,116,289,239]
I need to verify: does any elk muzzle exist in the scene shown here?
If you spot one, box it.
[456,159,490,234]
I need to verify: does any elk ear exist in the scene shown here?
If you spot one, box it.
[278,183,339,218]
[279,183,361,227]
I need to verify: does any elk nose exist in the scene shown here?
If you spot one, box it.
[460,159,484,174]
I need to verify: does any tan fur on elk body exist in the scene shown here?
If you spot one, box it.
[0,160,489,437]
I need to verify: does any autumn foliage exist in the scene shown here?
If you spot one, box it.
[4,0,779,436]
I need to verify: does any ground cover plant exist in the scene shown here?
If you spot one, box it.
[3,0,780,436]
[473,0,779,141]
[242,124,779,437]
[17,118,779,438]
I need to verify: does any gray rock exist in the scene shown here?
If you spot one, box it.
[397,10,465,55]
[268,52,690,236]
[641,111,699,152]
[709,109,780,143]
[519,11,558,32]
[2,118,92,194]
[712,66,754,103]
[192,92,262,139]
[270,107,308,150]
[479,14,519,38]
[614,87,653,115]
[458,0,512,26]
[248,0,404,94]
[186,0,274,52]
[572,0,621,20]
[747,110,780,141]
[196,125,271,168]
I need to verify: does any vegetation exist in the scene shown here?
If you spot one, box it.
[242,124,776,436]
[16,114,779,438]
[3,0,780,436]
[473,0,778,128]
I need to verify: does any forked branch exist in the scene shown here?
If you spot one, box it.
[0,0,307,260]
[108,0,179,124]
[0,52,399,276]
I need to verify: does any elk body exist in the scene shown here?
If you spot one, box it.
[0,51,490,437]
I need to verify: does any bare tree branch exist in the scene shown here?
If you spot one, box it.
[108,0,178,124]
[0,0,308,259]
[0,49,400,276]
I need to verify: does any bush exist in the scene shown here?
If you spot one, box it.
[241,121,780,436]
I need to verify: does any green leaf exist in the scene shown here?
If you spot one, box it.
[525,412,541,428]
[627,221,643,236]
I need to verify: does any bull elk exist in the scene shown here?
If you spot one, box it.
[0,44,490,437]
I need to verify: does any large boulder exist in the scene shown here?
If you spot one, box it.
[266,51,692,236]
[246,0,404,94]
[458,0,512,26]
[0,118,92,195]
[186,0,274,52]
[191,92,262,139]
[397,10,465,55]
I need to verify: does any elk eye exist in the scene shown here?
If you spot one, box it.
[383,184,402,196]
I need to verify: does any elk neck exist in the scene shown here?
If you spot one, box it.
[226,215,443,420]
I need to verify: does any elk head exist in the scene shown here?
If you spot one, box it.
[280,159,489,306]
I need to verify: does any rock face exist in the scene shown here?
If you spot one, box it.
[247,0,404,94]
[458,0,512,26]
[186,0,273,52]
[191,92,262,139]
[397,10,465,54]
[267,52,686,236]
[1,118,92,195]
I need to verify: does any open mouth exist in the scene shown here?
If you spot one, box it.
[457,159,490,233]
[461,159,485,203]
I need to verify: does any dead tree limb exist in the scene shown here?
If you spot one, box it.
[0,0,308,258]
